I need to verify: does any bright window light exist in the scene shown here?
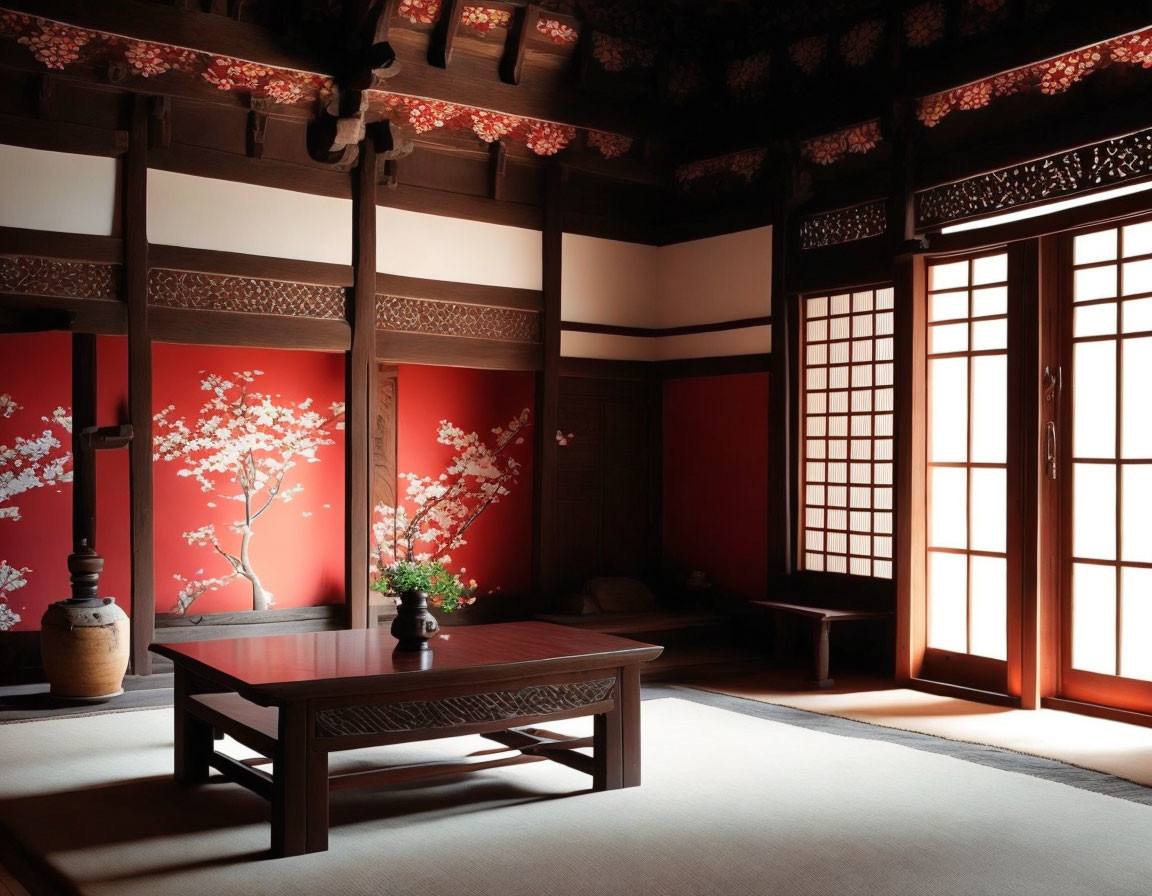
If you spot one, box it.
[940,181,1152,234]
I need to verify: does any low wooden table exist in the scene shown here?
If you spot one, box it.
[150,621,662,857]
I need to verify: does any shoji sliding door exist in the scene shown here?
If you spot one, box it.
[1060,217,1152,711]
[921,251,1013,690]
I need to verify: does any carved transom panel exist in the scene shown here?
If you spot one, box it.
[916,128,1152,229]
[148,269,347,319]
[376,294,541,343]
[799,200,888,250]
[314,677,616,737]
[0,256,120,300]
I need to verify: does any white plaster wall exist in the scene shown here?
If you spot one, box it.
[0,144,119,236]
[655,325,773,360]
[655,225,772,327]
[147,170,353,265]
[560,331,657,362]
[561,234,657,327]
[377,207,542,290]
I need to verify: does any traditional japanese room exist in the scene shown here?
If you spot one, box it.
[3,1,1152,894]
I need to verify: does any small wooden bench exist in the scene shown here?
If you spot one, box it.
[750,600,893,689]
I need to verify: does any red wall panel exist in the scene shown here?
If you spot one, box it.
[662,373,770,600]
[152,344,346,616]
[395,364,535,599]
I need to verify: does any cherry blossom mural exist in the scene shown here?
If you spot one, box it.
[152,351,345,616]
[0,394,72,631]
[391,366,536,603]
[372,408,530,608]
[918,26,1152,127]
[801,120,883,166]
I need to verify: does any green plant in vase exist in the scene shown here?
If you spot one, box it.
[370,558,476,612]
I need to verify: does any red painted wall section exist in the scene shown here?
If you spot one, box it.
[395,364,535,599]
[0,332,72,631]
[662,373,770,600]
[152,344,345,616]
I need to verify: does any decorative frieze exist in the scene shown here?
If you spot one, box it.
[148,269,346,319]
[314,678,616,737]
[0,256,120,300]
[799,200,888,250]
[916,128,1152,229]
[376,294,540,343]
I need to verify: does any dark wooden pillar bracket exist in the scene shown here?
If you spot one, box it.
[429,0,466,68]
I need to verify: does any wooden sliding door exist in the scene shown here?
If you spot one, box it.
[1059,216,1152,711]
[920,250,1016,691]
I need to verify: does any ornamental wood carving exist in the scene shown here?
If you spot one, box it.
[799,200,888,250]
[376,294,540,342]
[148,269,347,319]
[313,677,616,736]
[0,256,120,300]
[916,128,1152,229]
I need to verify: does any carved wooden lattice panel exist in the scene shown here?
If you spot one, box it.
[799,200,887,250]
[375,294,541,343]
[0,256,120,300]
[314,677,616,737]
[916,128,1152,230]
[148,269,347,319]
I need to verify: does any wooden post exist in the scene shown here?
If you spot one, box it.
[532,165,562,606]
[768,201,793,588]
[346,139,377,629]
[125,93,154,675]
[71,333,97,552]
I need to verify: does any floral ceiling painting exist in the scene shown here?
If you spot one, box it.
[917,25,1152,127]
[0,8,632,160]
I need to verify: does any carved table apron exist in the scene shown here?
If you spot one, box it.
[151,622,662,857]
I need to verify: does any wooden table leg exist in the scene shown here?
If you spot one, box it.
[272,702,308,858]
[306,749,330,854]
[173,667,212,785]
[809,619,835,689]
[593,703,622,791]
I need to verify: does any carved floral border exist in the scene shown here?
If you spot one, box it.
[799,200,888,250]
[376,295,540,343]
[148,270,347,319]
[0,256,120,301]
[674,148,768,190]
[800,121,883,167]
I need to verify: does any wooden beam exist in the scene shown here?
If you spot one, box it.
[429,0,465,68]
[0,294,124,334]
[376,273,541,310]
[499,3,535,85]
[149,245,354,286]
[149,308,350,350]
[125,93,154,675]
[2,0,327,74]
[374,330,541,369]
[0,113,127,157]
[767,217,792,588]
[532,165,562,605]
[0,227,122,264]
[347,139,377,629]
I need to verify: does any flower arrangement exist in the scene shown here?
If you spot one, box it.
[370,408,530,611]
[372,558,476,612]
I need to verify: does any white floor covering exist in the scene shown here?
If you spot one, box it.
[1,696,1151,896]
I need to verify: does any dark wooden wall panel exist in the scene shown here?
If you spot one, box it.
[555,375,657,594]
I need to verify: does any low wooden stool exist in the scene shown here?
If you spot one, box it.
[751,600,893,689]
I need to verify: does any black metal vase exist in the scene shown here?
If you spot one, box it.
[390,589,440,651]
